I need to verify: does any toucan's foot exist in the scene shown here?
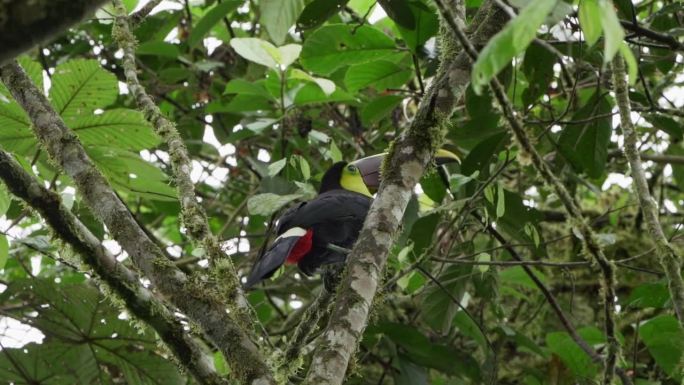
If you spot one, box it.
[322,263,345,293]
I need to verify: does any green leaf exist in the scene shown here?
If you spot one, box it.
[0,279,185,385]
[598,0,625,63]
[420,264,472,334]
[278,44,302,68]
[378,0,416,29]
[546,330,599,378]
[360,94,404,124]
[396,1,438,52]
[297,0,350,30]
[0,182,10,216]
[521,42,556,106]
[344,60,413,91]
[294,83,355,105]
[500,266,547,291]
[230,38,281,69]
[247,193,301,216]
[394,354,428,385]
[558,92,612,178]
[0,234,8,270]
[471,0,557,94]
[639,315,684,378]
[579,0,602,46]
[64,109,160,151]
[300,24,396,75]
[626,283,670,309]
[290,69,336,96]
[619,42,638,85]
[261,0,305,45]
[50,59,118,118]
[88,146,178,201]
[136,41,181,58]
[496,183,505,218]
[268,158,287,177]
[224,79,273,99]
[373,322,481,380]
[188,0,241,48]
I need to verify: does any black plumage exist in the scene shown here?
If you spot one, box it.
[244,162,371,288]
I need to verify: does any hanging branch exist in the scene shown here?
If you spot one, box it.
[111,0,254,328]
[611,55,684,324]
[0,150,226,385]
[0,0,109,65]
[432,1,624,384]
[0,61,275,385]
[302,1,510,384]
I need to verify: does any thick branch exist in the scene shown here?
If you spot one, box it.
[433,2,625,384]
[611,55,684,324]
[303,2,508,384]
[0,61,275,385]
[111,0,254,328]
[0,0,108,65]
[0,150,225,385]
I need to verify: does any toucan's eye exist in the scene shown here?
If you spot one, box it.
[347,165,357,173]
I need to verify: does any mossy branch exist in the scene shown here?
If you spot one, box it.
[611,54,684,324]
[0,0,108,65]
[110,0,255,332]
[0,150,226,385]
[432,1,629,384]
[302,2,508,384]
[0,61,275,385]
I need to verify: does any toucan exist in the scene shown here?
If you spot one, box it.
[243,149,460,289]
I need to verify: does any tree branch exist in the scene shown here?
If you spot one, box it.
[111,0,255,329]
[0,150,225,385]
[432,2,625,384]
[0,61,275,385]
[0,0,109,65]
[611,55,684,324]
[302,1,509,383]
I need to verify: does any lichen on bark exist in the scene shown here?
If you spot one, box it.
[302,2,509,384]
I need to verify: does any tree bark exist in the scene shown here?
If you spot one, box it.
[0,61,276,385]
[612,55,684,324]
[303,2,509,384]
[0,150,226,385]
[0,0,108,65]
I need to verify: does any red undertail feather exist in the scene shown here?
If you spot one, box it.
[285,228,314,264]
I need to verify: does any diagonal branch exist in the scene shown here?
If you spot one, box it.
[0,149,225,385]
[303,1,509,384]
[611,55,684,324]
[432,1,627,384]
[0,61,275,385]
[111,0,254,328]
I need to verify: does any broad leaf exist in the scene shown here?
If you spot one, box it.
[247,193,301,216]
[344,60,413,91]
[298,0,350,30]
[579,0,602,46]
[50,59,118,118]
[471,0,557,94]
[639,315,684,378]
[187,0,241,48]
[261,0,304,45]
[300,25,396,75]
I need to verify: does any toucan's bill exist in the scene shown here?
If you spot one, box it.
[348,148,460,193]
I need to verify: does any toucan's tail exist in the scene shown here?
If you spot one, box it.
[244,227,312,289]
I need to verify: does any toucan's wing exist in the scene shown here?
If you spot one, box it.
[246,191,371,287]
[244,227,310,289]
[280,191,371,274]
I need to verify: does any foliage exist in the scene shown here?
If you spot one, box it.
[0,0,683,384]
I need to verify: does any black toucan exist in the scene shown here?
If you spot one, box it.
[244,149,460,289]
